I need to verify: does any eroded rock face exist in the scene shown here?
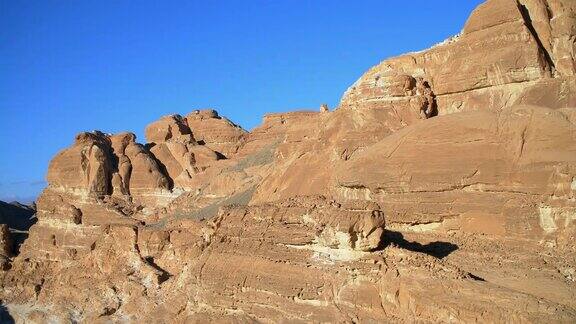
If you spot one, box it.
[336,105,576,239]
[3,197,576,322]
[47,131,114,196]
[340,0,576,133]
[2,0,576,322]
[46,130,172,207]
[146,115,203,190]
[145,114,194,144]
[185,109,247,158]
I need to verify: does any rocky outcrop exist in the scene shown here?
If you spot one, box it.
[1,0,576,322]
[3,197,576,322]
[340,0,576,134]
[146,114,219,190]
[47,131,171,206]
[185,109,247,158]
[336,105,576,239]
[47,131,114,196]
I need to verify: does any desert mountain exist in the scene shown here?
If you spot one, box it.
[1,0,575,322]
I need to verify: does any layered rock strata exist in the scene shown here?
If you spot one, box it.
[1,0,576,322]
[340,0,576,133]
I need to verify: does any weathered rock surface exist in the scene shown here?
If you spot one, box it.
[336,105,576,240]
[340,0,576,135]
[146,114,215,190]
[185,109,247,158]
[1,0,576,322]
[2,197,575,322]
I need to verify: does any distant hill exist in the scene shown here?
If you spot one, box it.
[0,200,36,232]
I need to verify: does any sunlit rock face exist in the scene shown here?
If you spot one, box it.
[340,0,576,134]
[1,0,576,322]
[336,105,576,240]
[185,109,247,158]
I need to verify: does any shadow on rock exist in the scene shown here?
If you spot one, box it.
[380,230,458,259]
[0,304,15,324]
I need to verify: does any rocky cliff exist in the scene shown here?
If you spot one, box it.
[1,0,575,322]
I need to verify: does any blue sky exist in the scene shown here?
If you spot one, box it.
[0,0,483,202]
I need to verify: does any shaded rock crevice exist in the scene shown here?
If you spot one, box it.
[518,2,556,75]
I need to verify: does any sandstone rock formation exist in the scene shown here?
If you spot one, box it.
[336,105,576,239]
[185,109,247,158]
[340,0,576,134]
[1,0,575,322]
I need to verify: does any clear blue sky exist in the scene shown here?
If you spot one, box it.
[0,0,483,202]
